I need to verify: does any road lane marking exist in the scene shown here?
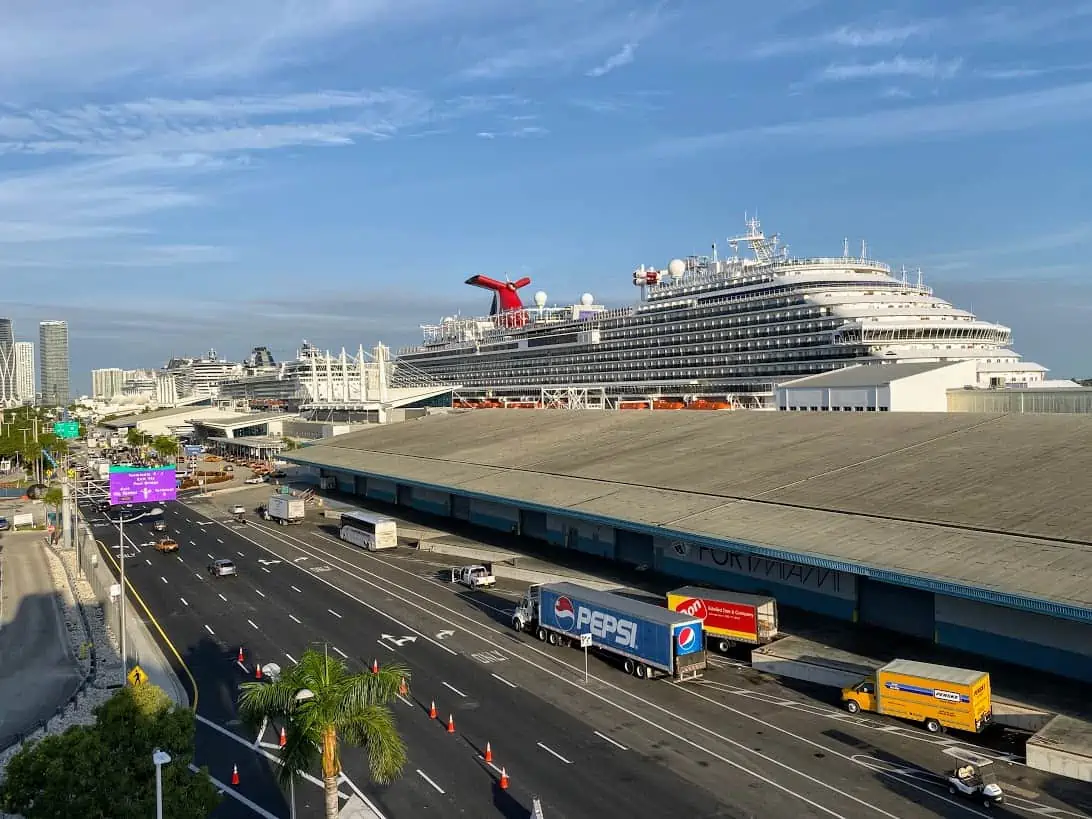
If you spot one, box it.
[160,576,168,584]
[190,766,279,819]
[332,646,348,658]
[247,619,258,629]
[376,640,393,651]
[255,589,265,598]
[204,624,215,635]
[176,555,184,563]
[207,553,214,559]
[289,614,301,624]
[442,681,466,698]
[194,573,204,580]
[223,520,873,816]
[491,673,517,689]
[595,731,628,750]
[189,540,196,546]
[291,585,302,593]
[218,593,227,602]
[217,538,224,544]
[416,770,444,794]
[328,608,342,619]
[237,551,244,557]
[145,559,152,565]
[537,742,572,764]
[180,597,189,607]
[261,567,271,574]
[285,652,297,664]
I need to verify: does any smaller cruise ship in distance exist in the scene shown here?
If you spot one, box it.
[394,217,1046,409]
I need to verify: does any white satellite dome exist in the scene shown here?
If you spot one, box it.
[534,290,548,307]
[667,258,686,279]
[580,293,594,306]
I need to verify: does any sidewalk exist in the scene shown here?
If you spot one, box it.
[0,532,82,750]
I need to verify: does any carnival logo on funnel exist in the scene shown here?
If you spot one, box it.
[677,626,699,652]
[554,596,576,631]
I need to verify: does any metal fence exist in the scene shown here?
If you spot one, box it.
[77,522,124,674]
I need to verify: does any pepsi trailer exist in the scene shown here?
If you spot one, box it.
[512,581,706,681]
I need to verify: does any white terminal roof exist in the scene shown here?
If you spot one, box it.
[282,410,1092,618]
[778,361,969,389]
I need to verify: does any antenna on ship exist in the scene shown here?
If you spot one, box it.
[711,242,718,264]
[917,267,924,290]
[861,239,867,259]
[843,237,849,258]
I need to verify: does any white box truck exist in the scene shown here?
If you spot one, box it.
[263,494,305,525]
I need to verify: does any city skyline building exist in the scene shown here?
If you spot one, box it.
[92,367,125,400]
[39,320,71,406]
[0,318,15,406]
[14,342,35,404]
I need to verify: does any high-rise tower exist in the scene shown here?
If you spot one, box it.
[39,320,70,406]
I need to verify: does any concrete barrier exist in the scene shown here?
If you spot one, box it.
[1026,716,1092,782]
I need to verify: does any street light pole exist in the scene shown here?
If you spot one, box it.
[153,749,172,819]
[119,512,127,674]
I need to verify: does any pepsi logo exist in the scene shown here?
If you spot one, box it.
[554,596,576,631]
[676,597,708,620]
[677,626,698,652]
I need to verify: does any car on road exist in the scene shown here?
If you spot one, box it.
[231,504,246,516]
[208,559,237,577]
[244,475,266,485]
[0,517,9,531]
[154,538,179,554]
[153,520,168,532]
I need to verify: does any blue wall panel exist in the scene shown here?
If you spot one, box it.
[365,478,397,503]
[335,473,355,494]
[521,510,548,542]
[656,555,857,621]
[409,487,451,517]
[936,622,1092,684]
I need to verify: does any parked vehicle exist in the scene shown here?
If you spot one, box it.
[245,475,267,485]
[449,563,495,589]
[665,586,778,652]
[947,763,1003,808]
[512,581,707,680]
[339,511,397,550]
[0,517,9,531]
[262,495,305,525]
[208,559,237,577]
[842,659,992,733]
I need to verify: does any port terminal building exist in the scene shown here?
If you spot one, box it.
[282,410,1092,685]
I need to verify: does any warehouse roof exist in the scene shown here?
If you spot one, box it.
[778,361,968,389]
[282,410,1092,617]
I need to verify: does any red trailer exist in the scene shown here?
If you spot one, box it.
[666,586,779,653]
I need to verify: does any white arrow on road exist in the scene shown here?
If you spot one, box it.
[435,630,455,640]
[257,559,282,566]
[293,556,308,562]
[380,634,418,647]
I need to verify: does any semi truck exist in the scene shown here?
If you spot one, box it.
[263,494,306,525]
[666,586,778,652]
[512,581,707,681]
[842,659,993,734]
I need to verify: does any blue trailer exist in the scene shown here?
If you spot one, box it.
[512,581,707,680]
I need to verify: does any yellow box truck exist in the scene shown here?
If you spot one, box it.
[841,659,992,734]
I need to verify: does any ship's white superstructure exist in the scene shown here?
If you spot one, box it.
[396,218,1044,408]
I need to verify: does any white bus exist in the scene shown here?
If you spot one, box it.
[339,511,398,551]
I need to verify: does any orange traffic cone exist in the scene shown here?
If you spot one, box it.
[447,714,456,734]
[499,768,509,790]
[231,764,240,786]
[398,676,408,696]
[255,664,262,680]
[279,726,287,748]
[371,658,379,674]
[429,700,437,719]
[484,741,493,763]
[237,647,244,663]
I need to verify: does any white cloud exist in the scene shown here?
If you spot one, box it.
[818,56,962,83]
[587,43,638,77]
[649,80,1092,157]
[457,6,660,81]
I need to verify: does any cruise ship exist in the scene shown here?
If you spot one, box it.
[395,218,1043,409]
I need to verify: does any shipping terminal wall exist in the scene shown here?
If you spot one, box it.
[291,464,1092,684]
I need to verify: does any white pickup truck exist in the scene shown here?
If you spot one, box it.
[449,563,496,589]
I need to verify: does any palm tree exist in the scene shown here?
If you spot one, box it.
[237,647,409,818]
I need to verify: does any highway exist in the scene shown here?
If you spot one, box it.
[87,494,1092,819]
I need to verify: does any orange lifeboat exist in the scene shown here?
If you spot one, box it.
[652,400,685,410]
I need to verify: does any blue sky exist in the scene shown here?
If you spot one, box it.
[3,0,1092,392]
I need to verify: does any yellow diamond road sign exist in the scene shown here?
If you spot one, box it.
[127,665,149,686]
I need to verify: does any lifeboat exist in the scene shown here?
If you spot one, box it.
[652,400,686,410]
[686,400,732,410]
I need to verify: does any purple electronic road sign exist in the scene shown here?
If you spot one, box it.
[108,467,178,506]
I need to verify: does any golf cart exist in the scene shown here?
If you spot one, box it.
[947,763,1003,808]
